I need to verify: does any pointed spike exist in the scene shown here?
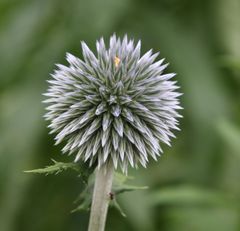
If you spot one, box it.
[111,105,121,117]
[113,117,124,137]
[102,112,112,131]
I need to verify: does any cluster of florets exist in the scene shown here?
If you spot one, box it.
[44,35,182,173]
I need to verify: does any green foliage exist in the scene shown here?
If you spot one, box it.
[0,0,240,231]
[110,199,127,217]
[149,185,233,206]
[217,119,240,157]
[24,159,94,184]
[113,172,148,195]
[24,159,80,175]
[72,172,148,217]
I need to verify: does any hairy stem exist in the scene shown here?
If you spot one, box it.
[88,162,114,231]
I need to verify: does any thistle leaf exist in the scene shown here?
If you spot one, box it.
[110,199,127,217]
[72,171,148,214]
[24,159,79,175]
[25,159,94,184]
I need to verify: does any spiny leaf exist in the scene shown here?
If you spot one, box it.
[113,172,148,195]
[71,173,95,213]
[24,159,95,184]
[114,185,148,195]
[110,198,127,217]
[71,187,92,213]
[24,159,80,175]
[72,171,148,214]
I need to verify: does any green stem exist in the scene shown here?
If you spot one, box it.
[88,162,114,231]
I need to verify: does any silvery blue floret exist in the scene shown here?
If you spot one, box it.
[44,34,182,173]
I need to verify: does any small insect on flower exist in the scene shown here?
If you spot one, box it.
[114,56,121,68]
[43,34,182,174]
[109,192,114,200]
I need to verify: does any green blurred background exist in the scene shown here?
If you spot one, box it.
[0,0,240,230]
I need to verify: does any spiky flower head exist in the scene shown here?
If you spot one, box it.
[44,34,182,173]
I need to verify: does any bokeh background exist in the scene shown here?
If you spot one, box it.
[0,0,240,230]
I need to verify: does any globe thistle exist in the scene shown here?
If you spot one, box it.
[44,34,182,174]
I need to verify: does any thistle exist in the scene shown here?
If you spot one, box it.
[44,34,181,172]
[44,34,182,231]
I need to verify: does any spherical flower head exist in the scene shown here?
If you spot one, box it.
[44,34,182,173]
